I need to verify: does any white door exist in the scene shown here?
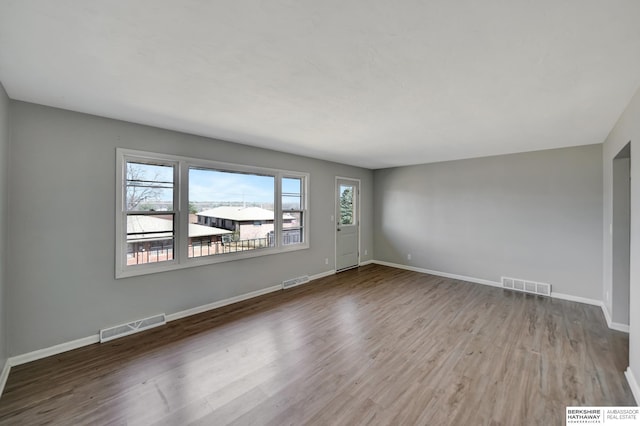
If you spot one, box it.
[336,178,359,271]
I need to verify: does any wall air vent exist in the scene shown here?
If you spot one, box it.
[282,275,310,289]
[100,313,166,343]
[501,276,551,297]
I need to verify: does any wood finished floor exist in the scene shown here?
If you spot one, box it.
[0,265,634,425]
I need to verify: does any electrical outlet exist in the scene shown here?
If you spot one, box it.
[606,291,609,302]
[330,215,334,222]
[364,249,368,256]
[407,253,412,260]
[325,258,329,265]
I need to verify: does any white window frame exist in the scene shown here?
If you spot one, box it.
[281,174,306,246]
[116,148,309,279]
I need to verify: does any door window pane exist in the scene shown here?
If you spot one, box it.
[339,185,355,225]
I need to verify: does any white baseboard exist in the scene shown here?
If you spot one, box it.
[602,302,614,327]
[8,335,100,368]
[372,260,502,288]
[4,270,338,382]
[372,260,630,333]
[168,270,335,322]
[599,303,630,333]
[0,359,10,398]
[625,367,640,405]
[1,263,627,399]
[309,270,336,281]
[550,292,601,306]
[610,321,630,333]
[166,284,282,322]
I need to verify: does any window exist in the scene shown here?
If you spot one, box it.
[123,158,177,267]
[116,149,309,278]
[282,177,305,245]
[188,167,275,258]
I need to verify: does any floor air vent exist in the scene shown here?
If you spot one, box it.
[502,277,551,297]
[100,313,166,343]
[282,275,310,289]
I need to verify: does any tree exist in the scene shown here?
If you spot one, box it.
[340,187,353,225]
[126,163,162,210]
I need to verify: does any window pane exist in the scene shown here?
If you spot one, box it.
[282,177,304,245]
[282,177,302,194]
[282,178,302,210]
[283,211,303,245]
[188,167,275,257]
[126,161,174,211]
[282,195,301,210]
[126,214,174,264]
[339,185,354,225]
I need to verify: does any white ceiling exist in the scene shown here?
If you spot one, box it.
[1,1,640,169]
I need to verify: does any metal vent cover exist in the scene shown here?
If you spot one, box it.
[501,276,551,297]
[282,275,310,289]
[100,313,166,343]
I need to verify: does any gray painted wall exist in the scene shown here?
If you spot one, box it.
[0,83,9,367]
[6,101,373,356]
[603,86,640,389]
[612,156,630,325]
[373,145,603,299]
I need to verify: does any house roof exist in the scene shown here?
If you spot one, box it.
[127,215,232,242]
[197,206,294,222]
[187,222,233,238]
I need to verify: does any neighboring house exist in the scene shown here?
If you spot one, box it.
[127,215,232,263]
[196,206,298,242]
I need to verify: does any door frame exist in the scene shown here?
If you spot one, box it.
[611,141,631,327]
[334,176,361,271]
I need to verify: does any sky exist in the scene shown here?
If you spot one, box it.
[190,168,275,203]
[128,162,302,204]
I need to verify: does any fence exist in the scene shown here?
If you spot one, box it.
[188,237,270,258]
[127,240,173,265]
[128,234,297,264]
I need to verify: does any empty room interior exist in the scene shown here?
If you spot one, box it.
[0,1,639,425]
